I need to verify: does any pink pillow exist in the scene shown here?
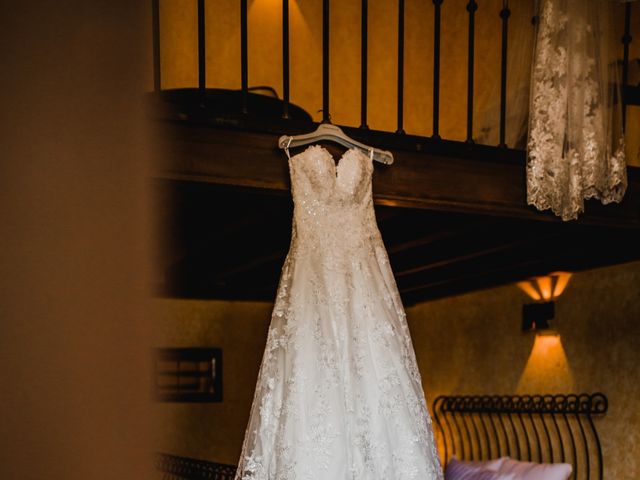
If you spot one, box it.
[450,457,508,471]
[445,458,516,480]
[497,458,572,480]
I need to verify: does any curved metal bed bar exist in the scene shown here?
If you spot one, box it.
[432,393,608,480]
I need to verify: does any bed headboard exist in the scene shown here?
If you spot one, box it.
[432,393,608,480]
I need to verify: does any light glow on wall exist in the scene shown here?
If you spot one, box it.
[517,333,574,393]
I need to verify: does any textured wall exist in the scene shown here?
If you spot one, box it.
[406,260,640,480]
[154,260,640,478]
[152,299,273,465]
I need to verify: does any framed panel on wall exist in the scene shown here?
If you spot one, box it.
[153,347,222,403]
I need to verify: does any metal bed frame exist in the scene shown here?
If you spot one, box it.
[156,393,608,479]
[432,393,608,480]
[156,452,237,480]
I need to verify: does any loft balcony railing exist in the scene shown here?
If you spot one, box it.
[149,0,638,164]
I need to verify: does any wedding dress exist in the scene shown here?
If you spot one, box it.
[235,145,443,480]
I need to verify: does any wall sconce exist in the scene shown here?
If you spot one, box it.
[152,347,223,403]
[517,272,572,332]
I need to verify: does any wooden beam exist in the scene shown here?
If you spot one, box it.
[399,230,640,304]
[394,232,560,278]
[210,250,286,283]
[156,123,640,229]
[387,230,459,254]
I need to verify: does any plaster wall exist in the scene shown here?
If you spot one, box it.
[154,260,640,478]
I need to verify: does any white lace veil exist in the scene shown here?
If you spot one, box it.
[526,0,627,221]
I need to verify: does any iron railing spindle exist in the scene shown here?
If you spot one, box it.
[466,0,478,143]
[197,0,206,106]
[241,0,248,114]
[432,0,443,139]
[499,1,510,147]
[397,0,405,134]
[323,0,330,123]
[360,0,369,129]
[282,0,290,119]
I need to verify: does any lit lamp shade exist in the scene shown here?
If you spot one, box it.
[517,272,572,332]
[517,271,572,302]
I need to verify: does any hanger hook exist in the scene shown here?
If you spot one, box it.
[285,136,293,160]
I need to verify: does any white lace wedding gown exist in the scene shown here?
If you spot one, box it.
[235,145,443,480]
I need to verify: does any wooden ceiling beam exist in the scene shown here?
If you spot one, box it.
[399,231,640,304]
[155,123,640,229]
[394,232,560,278]
[209,250,286,283]
[387,230,459,254]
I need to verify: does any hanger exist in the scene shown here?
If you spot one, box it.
[278,123,394,165]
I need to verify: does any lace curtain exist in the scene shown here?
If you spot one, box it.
[527,0,627,221]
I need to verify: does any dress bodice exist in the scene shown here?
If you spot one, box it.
[288,145,378,250]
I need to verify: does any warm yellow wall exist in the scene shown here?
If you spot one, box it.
[154,260,640,478]
[406,260,640,479]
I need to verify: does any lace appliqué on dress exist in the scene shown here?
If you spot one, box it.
[527,0,627,221]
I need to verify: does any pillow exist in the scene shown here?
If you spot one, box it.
[451,456,508,472]
[445,457,516,480]
[496,457,572,480]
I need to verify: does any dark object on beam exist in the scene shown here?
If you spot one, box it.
[150,88,313,124]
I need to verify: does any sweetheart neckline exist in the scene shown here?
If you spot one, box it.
[288,144,372,181]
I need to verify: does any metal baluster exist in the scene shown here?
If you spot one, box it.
[466,0,477,143]
[152,0,161,92]
[397,0,405,134]
[499,0,510,147]
[197,0,206,106]
[432,0,443,139]
[241,0,248,114]
[282,0,290,119]
[360,0,368,129]
[323,0,330,123]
